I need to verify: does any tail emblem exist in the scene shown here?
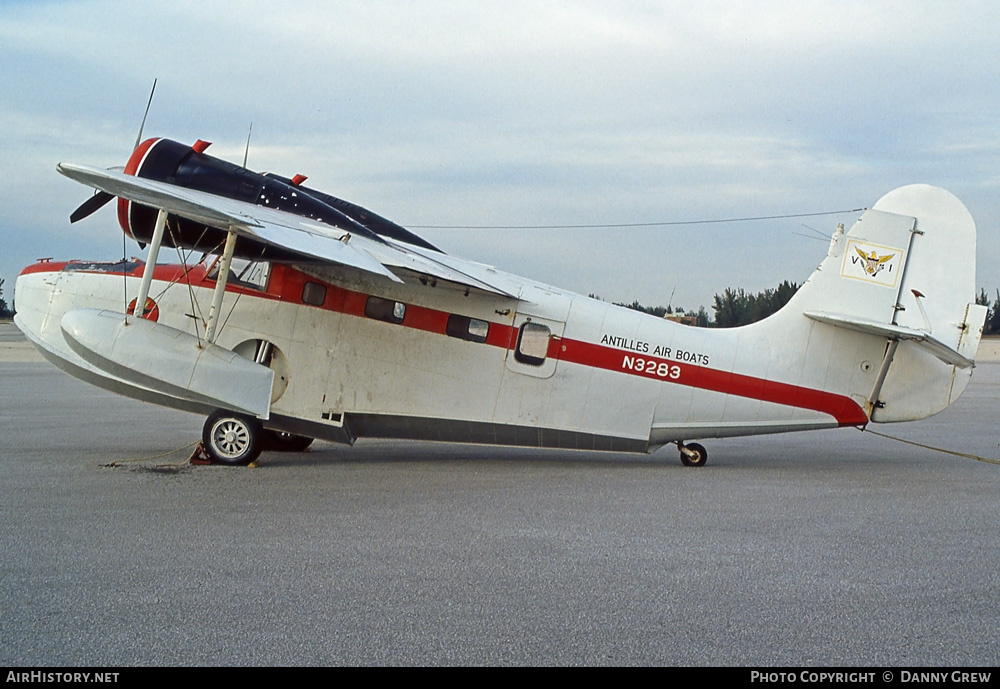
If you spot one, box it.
[855,247,895,277]
[842,239,904,287]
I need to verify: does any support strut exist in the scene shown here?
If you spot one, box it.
[867,338,900,420]
[204,230,238,345]
[130,208,167,323]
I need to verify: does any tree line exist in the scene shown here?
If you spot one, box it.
[0,279,12,319]
[613,280,798,328]
[710,280,799,328]
[618,281,1000,334]
[976,289,1000,336]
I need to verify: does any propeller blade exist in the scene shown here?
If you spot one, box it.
[69,191,114,223]
[69,81,157,225]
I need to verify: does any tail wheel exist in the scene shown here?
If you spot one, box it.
[679,442,708,467]
[202,410,263,466]
[264,430,314,453]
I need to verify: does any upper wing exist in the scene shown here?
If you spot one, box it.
[57,163,516,297]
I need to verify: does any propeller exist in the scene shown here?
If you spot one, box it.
[69,190,114,223]
[68,79,157,223]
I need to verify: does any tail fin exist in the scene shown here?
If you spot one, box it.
[790,184,985,422]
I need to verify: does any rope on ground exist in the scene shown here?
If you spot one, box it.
[861,427,1000,465]
[103,440,201,468]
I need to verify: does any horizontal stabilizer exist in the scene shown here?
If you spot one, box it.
[804,310,980,368]
[60,308,274,418]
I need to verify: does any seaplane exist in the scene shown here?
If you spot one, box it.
[14,135,988,466]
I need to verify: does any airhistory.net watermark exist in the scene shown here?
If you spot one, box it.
[6,673,118,683]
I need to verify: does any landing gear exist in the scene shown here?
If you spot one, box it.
[263,430,314,453]
[202,410,263,466]
[678,441,708,467]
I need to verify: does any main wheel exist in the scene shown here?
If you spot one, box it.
[263,430,314,453]
[202,410,263,466]
[680,442,708,467]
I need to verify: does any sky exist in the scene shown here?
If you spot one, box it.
[1,0,998,313]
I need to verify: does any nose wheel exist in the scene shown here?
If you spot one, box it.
[677,441,708,467]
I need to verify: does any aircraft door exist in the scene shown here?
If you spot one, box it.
[505,313,565,379]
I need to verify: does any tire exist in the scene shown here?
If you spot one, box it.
[202,410,263,466]
[263,430,314,453]
[680,442,708,467]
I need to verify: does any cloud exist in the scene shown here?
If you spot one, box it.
[1,1,998,309]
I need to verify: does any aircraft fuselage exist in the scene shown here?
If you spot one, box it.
[16,253,874,454]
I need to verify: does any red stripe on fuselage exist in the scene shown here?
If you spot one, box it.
[558,339,867,426]
[24,258,869,426]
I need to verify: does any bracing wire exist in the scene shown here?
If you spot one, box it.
[408,207,867,230]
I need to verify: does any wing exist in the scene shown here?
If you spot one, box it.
[57,163,516,297]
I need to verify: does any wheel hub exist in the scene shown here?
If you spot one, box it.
[212,419,250,458]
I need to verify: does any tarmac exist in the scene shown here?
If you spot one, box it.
[1,322,998,666]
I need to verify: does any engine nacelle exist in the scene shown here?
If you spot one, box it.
[117,138,401,261]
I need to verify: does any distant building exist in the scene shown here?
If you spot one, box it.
[664,312,697,326]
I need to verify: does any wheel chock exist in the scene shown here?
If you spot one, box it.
[188,442,213,465]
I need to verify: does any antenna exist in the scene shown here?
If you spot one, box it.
[243,122,253,168]
[133,78,157,151]
[799,223,830,239]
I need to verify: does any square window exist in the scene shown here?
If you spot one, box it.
[515,322,550,365]
[446,314,490,343]
[365,296,406,324]
[302,281,327,306]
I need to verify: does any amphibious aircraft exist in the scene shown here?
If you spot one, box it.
[15,136,988,466]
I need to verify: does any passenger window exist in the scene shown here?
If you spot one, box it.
[446,315,490,343]
[515,322,550,366]
[302,281,327,306]
[365,296,406,324]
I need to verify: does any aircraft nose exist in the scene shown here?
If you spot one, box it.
[13,266,58,344]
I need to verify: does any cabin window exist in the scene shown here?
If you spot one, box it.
[302,281,327,306]
[446,315,490,343]
[365,296,406,324]
[515,322,550,366]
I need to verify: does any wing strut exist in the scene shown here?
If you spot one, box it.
[866,338,900,420]
[131,208,167,325]
[205,230,238,344]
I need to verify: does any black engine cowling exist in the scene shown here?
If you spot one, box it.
[118,138,438,260]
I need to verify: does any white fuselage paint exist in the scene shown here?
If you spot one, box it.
[14,184,981,453]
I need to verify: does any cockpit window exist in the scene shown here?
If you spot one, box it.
[207,258,270,291]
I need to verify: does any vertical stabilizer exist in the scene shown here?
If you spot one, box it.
[789,185,981,422]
